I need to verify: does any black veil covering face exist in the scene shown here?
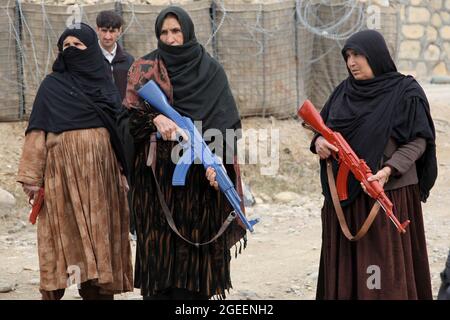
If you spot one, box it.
[317,29,437,205]
[27,23,128,175]
[153,6,241,137]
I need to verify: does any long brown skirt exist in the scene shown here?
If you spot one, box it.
[316,184,432,299]
[38,128,133,295]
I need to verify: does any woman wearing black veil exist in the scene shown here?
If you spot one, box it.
[311,30,437,299]
[17,23,133,300]
[124,6,247,300]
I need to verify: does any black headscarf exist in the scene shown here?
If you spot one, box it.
[27,23,128,175]
[152,6,241,135]
[317,30,437,205]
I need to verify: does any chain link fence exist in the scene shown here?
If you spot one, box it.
[215,1,298,118]
[0,0,402,121]
[0,2,21,121]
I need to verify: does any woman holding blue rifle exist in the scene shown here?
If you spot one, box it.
[123,6,246,300]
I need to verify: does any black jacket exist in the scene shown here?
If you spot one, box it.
[103,43,134,101]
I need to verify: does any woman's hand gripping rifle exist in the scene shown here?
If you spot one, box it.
[297,99,410,234]
[138,80,259,232]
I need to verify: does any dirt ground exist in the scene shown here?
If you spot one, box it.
[0,83,449,300]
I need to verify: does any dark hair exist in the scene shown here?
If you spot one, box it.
[96,10,124,29]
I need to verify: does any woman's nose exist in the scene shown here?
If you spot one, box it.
[348,56,355,67]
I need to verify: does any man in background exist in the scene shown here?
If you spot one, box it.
[97,10,136,239]
[96,10,134,101]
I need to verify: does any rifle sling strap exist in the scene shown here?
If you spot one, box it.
[148,135,236,247]
[326,159,380,241]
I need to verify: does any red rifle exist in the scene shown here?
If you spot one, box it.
[28,187,44,225]
[298,99,410,234]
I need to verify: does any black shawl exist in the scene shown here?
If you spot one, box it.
[27,23,128,175]
[316,30,437,205]
[151,6,241,135]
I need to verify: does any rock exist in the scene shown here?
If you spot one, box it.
[28,278,40,286]
[287,285,302,295]
[424,44,441,61]
[0,283,15,293]
[274,191,302,204]
[237,290,260,300]
[399,41,421,60]
[408,7,431,24]
[402,25,425,40]
[253,197,263,204]
[441,25,450,40]
[433,62,449,76]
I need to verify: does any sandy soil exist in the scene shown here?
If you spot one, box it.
[0,83,448,300]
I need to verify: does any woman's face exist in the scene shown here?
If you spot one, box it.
[345,49,374,80]
[62,36,87,51]
[160,16,184,46]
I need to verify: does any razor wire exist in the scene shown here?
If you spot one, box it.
[296,0,367,41]
[0,0,401,120]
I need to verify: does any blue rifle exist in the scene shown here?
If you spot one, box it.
[138,80,259,232]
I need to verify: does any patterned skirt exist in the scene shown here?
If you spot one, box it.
[132,141,246,299]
